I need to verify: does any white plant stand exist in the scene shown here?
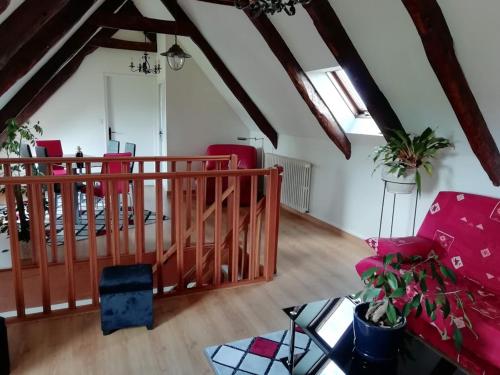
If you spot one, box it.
[378,179,418,238]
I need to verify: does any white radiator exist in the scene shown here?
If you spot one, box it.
[265,153,312,213]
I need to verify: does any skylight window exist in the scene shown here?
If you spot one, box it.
[307,68,381,136]
[327,69,370,118]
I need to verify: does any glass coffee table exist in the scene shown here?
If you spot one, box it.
[282,296,468,374]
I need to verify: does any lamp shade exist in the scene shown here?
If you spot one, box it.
[161,43,191,71]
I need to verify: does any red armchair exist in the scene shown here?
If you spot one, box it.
[356,192,500,374]
[205,144,257,206]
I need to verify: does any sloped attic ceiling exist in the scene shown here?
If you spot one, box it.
[0,0,499,183]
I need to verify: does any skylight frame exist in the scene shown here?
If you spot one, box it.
[327,69,370,119]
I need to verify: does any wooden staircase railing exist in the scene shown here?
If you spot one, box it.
[0,155,282,321]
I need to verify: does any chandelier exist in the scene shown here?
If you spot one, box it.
[161,35,191,71]
[129,35,161,75]
[235,0,312,16]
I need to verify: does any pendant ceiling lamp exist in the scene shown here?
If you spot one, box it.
[161,35,191,71]
[235,0,312,16]
[129,35,161,75]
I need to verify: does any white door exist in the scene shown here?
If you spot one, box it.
[105,74,160,173]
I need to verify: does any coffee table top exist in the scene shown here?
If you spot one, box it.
[283,296,467,375]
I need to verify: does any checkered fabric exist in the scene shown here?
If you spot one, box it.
[204,329,314,375]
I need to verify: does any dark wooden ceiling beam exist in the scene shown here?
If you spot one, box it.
[90,37,157,52]
[161,0,279,148]
[145,32,157,44]
[245,11,350,158]
[0,0,10,14]
[303,0,405,140]
[0,0,71,70]
[16,27,120,125]
[402,0,500,186]
[0,0,97,97]
[0,0,129,132]
[91,13,191,36]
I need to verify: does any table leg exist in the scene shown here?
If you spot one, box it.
[288,311,297,374]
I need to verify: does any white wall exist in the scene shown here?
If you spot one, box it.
[0,0,106,110]
[30,48,151,156]
[29,44,250,158]
[164,35,250,156]
[250,0,500,239]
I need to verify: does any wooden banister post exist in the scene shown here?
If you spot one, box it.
[4,164,25,317]
[85,174,99,306]
[155,161,164,295]
[264,168,279,281]
[31,183,50,313]
[61,182,76,309]
[248,176,258,280]
[174,177,185,291]
[274,166,283,274]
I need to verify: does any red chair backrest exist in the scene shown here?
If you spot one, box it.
[101,152,132,194]
[206,144,257,170]
[35,140,63,157]
[102,152,132,174]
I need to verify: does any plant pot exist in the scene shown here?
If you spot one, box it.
[353,302,406,362]
[381,168,416,194]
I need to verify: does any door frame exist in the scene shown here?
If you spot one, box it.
[103,72,162,155]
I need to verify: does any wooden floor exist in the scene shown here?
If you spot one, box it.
[6,208,369,375]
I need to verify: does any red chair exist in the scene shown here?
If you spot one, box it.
[205,144,257,206]
[93,152,132,198]
[35,140,63,157]
[35,140,64,172]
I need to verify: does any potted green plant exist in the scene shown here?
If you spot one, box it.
[372,127,452,194]
[353,252,476,361]
[0,118,43,262]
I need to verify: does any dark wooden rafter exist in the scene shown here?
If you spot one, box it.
[123,0,157,43]
[0,0,71,70]
[145,32,157,44]
[90,37,157,53]
[91,13,190,35]
[245,10,350,158]
[0,0,97,97]
[0,0,9,14]
[161,0,279,148]
[17,27,120,125]
[303,0,405,140]
[0,0,131,131]
[402,0,500,186]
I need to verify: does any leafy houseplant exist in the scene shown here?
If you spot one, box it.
[0,118,43,243]
[354,252,477,360]
[372,127,453,194]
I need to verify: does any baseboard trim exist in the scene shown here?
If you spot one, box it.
[280,204,363,243]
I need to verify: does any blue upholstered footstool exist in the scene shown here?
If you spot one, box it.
[99,264,154,335]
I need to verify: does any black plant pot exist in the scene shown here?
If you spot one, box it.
[353,302,406,362]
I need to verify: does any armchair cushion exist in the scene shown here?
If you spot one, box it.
[365,236,438,258]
